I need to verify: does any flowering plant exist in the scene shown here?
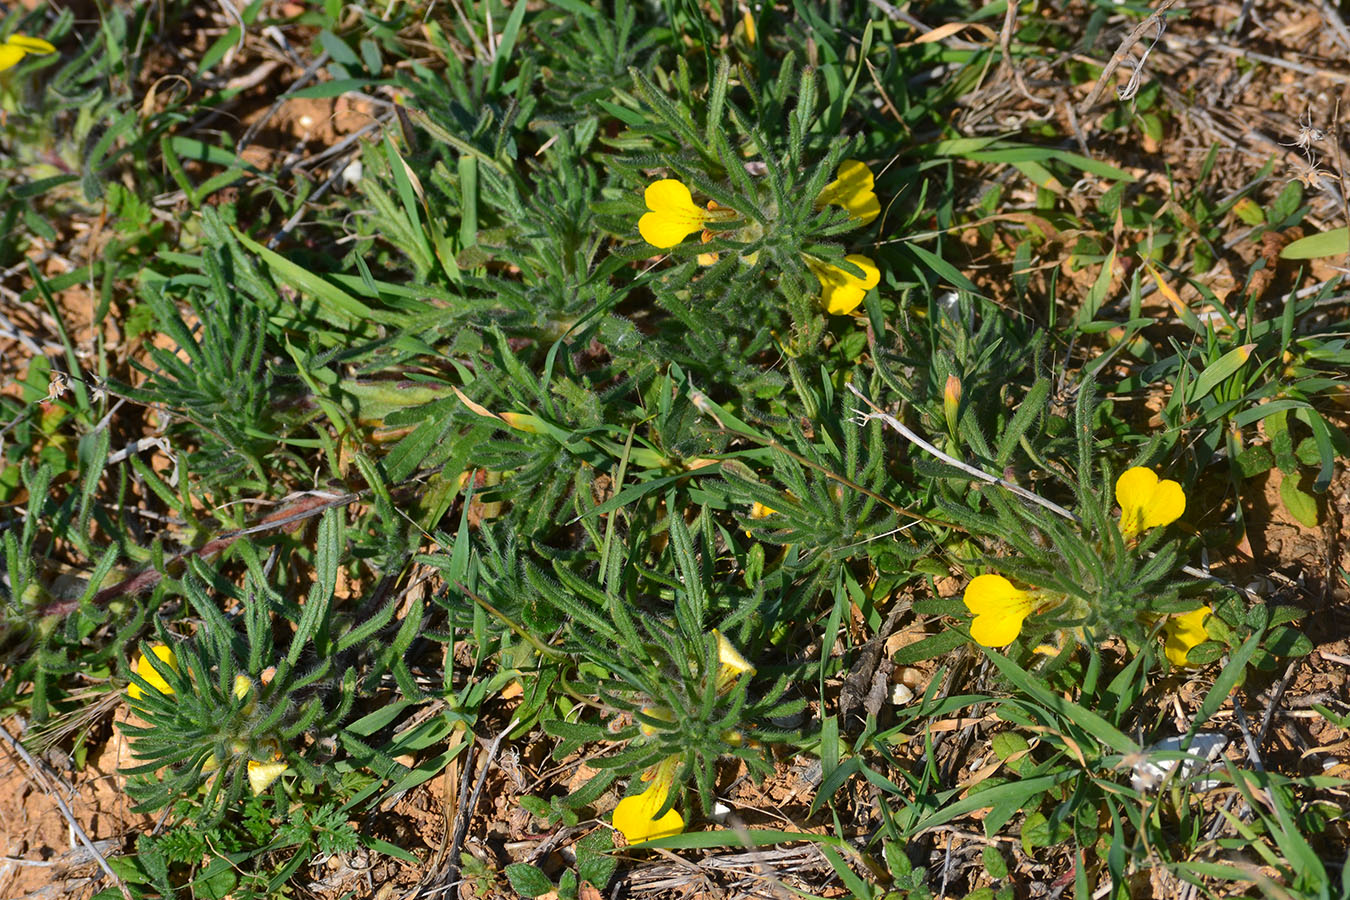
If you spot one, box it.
[118,510,425,819]
[608,59,910,359]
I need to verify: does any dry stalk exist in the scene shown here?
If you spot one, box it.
[1078,0,1180,113]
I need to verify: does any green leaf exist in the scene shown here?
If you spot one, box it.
[911,772,1077,835]
[1234,444,1274,478]
[168,137,259,172]
[487,0,530,94]
[1265,409,1298,474]
[1187,344,1254,404]
[1279,228,1349,259]
[1265,626,1313,657]
[232,228,404,328]
[991,732,1032,775]
[292,78,388,99]
[1186,630,1262,743]
[192,858,238,900]
[979,649,1138,754]
[983,846,1008,879]
[504,863,554,897]
[1278,474,1319,528]
[1020,810,1071,854]
[318,29,362,67]
[577,844,618,892]
[892,627,967,666]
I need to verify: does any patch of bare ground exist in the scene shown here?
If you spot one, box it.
[0,713,154,900]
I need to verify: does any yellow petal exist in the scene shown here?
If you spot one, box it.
[962,574,1024,615]
[247,760,289,795]
[644,179,701,216]
[1163,606,1210,667]
[1116,467,1186,536]
[749,501,777,519]
[808,254,879,315]
[970,609,1029,648]
[233,674,253,700]
[613,780,684,843]
[1140,478,1185,530]
[714,630,755,693]
[639,211,703,248]
[5,35,55,54]
[846,192,881,225]
[963,574,1034,648]
[817,160,879,226]
[714,630,754,674]
[0,45,26,72]
[129,644,178,700]
[639,180,709,248]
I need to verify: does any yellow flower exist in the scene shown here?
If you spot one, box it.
[613,757,684,843]
[1115,467,1186,538]
[0,34,56,73]
[639,180,711,248]
[963,574,1035,647]
[128,644,178,701]
[1163,606,1211,667]
[806,254,880,315]
[815,159,880,226]
[714,629,755,692]
[247,759,289,795]
[749,501,777,519]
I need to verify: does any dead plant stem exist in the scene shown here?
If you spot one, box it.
[1078,0,1179,113]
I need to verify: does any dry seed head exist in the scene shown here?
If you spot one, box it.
[1282,109,1326,163]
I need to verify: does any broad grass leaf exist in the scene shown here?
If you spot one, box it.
[1279,228,1348,259]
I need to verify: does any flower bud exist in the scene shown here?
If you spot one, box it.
[943,374,962,439]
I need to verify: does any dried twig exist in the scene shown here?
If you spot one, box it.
[845,383,1077,521]
[866,0,982,50]
[1232,699,1266,779]
[438,719,518,894]
[1322,0,1350,53]
[1172,37,1350,84]
[1078,0,1180,113]
[236,51,331,152]
[1257,658,1302,748]
[997,0,1049,108]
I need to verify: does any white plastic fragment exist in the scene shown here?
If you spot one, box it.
[1130,732,1228,792]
